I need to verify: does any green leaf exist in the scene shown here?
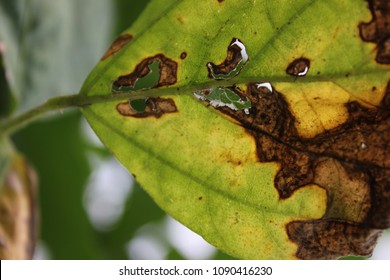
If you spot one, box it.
[0,0,113,113]
[0,52,16,118]
[81,0,390,259]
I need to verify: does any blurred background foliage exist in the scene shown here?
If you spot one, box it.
[0,0,388,260]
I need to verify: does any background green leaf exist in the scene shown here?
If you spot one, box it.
[0,0,113,113]
[0,52,15,118]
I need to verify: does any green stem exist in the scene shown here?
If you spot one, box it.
[0,94,78,136]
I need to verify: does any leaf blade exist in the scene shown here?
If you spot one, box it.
[82,0,390,259]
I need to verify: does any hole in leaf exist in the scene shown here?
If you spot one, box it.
[114,60,160,112]
[207,38,248,80]
[194,87,251,114]
[117,97,177,118]
[129,99,148,113]
[256,82,273,92]
[112,54,178,113]
[112,60,160,92]
[286,57,310,77]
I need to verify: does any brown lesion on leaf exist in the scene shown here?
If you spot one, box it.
[177,16,185,25]
[100,34,133,61]
[215,81,390,259]
[287,220,382,260]
[116,97,177,118]
[180,52,187,59]
[113,54,178,90]
[286,57,311,77]
[359,0,390,63]
[0,157,38,259]
[207,38,245,79]
[113,54,178,118]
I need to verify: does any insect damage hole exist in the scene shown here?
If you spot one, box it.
[256,82,273,92]
[193,87,251,114]
[207,38,249,80]
[111,54,178,114]
[286,57,310,77]
[117,97,177,118]
[111,54,178,92]
[113,60,160,113]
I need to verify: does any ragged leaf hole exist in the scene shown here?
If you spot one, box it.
[286,57,310,77]
[117,97,178,118]
[111,54,178,113]
[194,87,251,114]
[207,38,248,80]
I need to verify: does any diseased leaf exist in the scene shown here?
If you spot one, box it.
[0,145,38,260]
[81,0,390,259]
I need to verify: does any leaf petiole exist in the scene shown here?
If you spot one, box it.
[0,81,223,136]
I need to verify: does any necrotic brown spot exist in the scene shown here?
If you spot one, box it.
[116,97,177,118]
[286,220,382,259]
[180,52,187,59]
[112,54,178,90]
[286,57,310,77]
[177,16,185,25]
[359,0,390,64]
[101,34,133,61]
